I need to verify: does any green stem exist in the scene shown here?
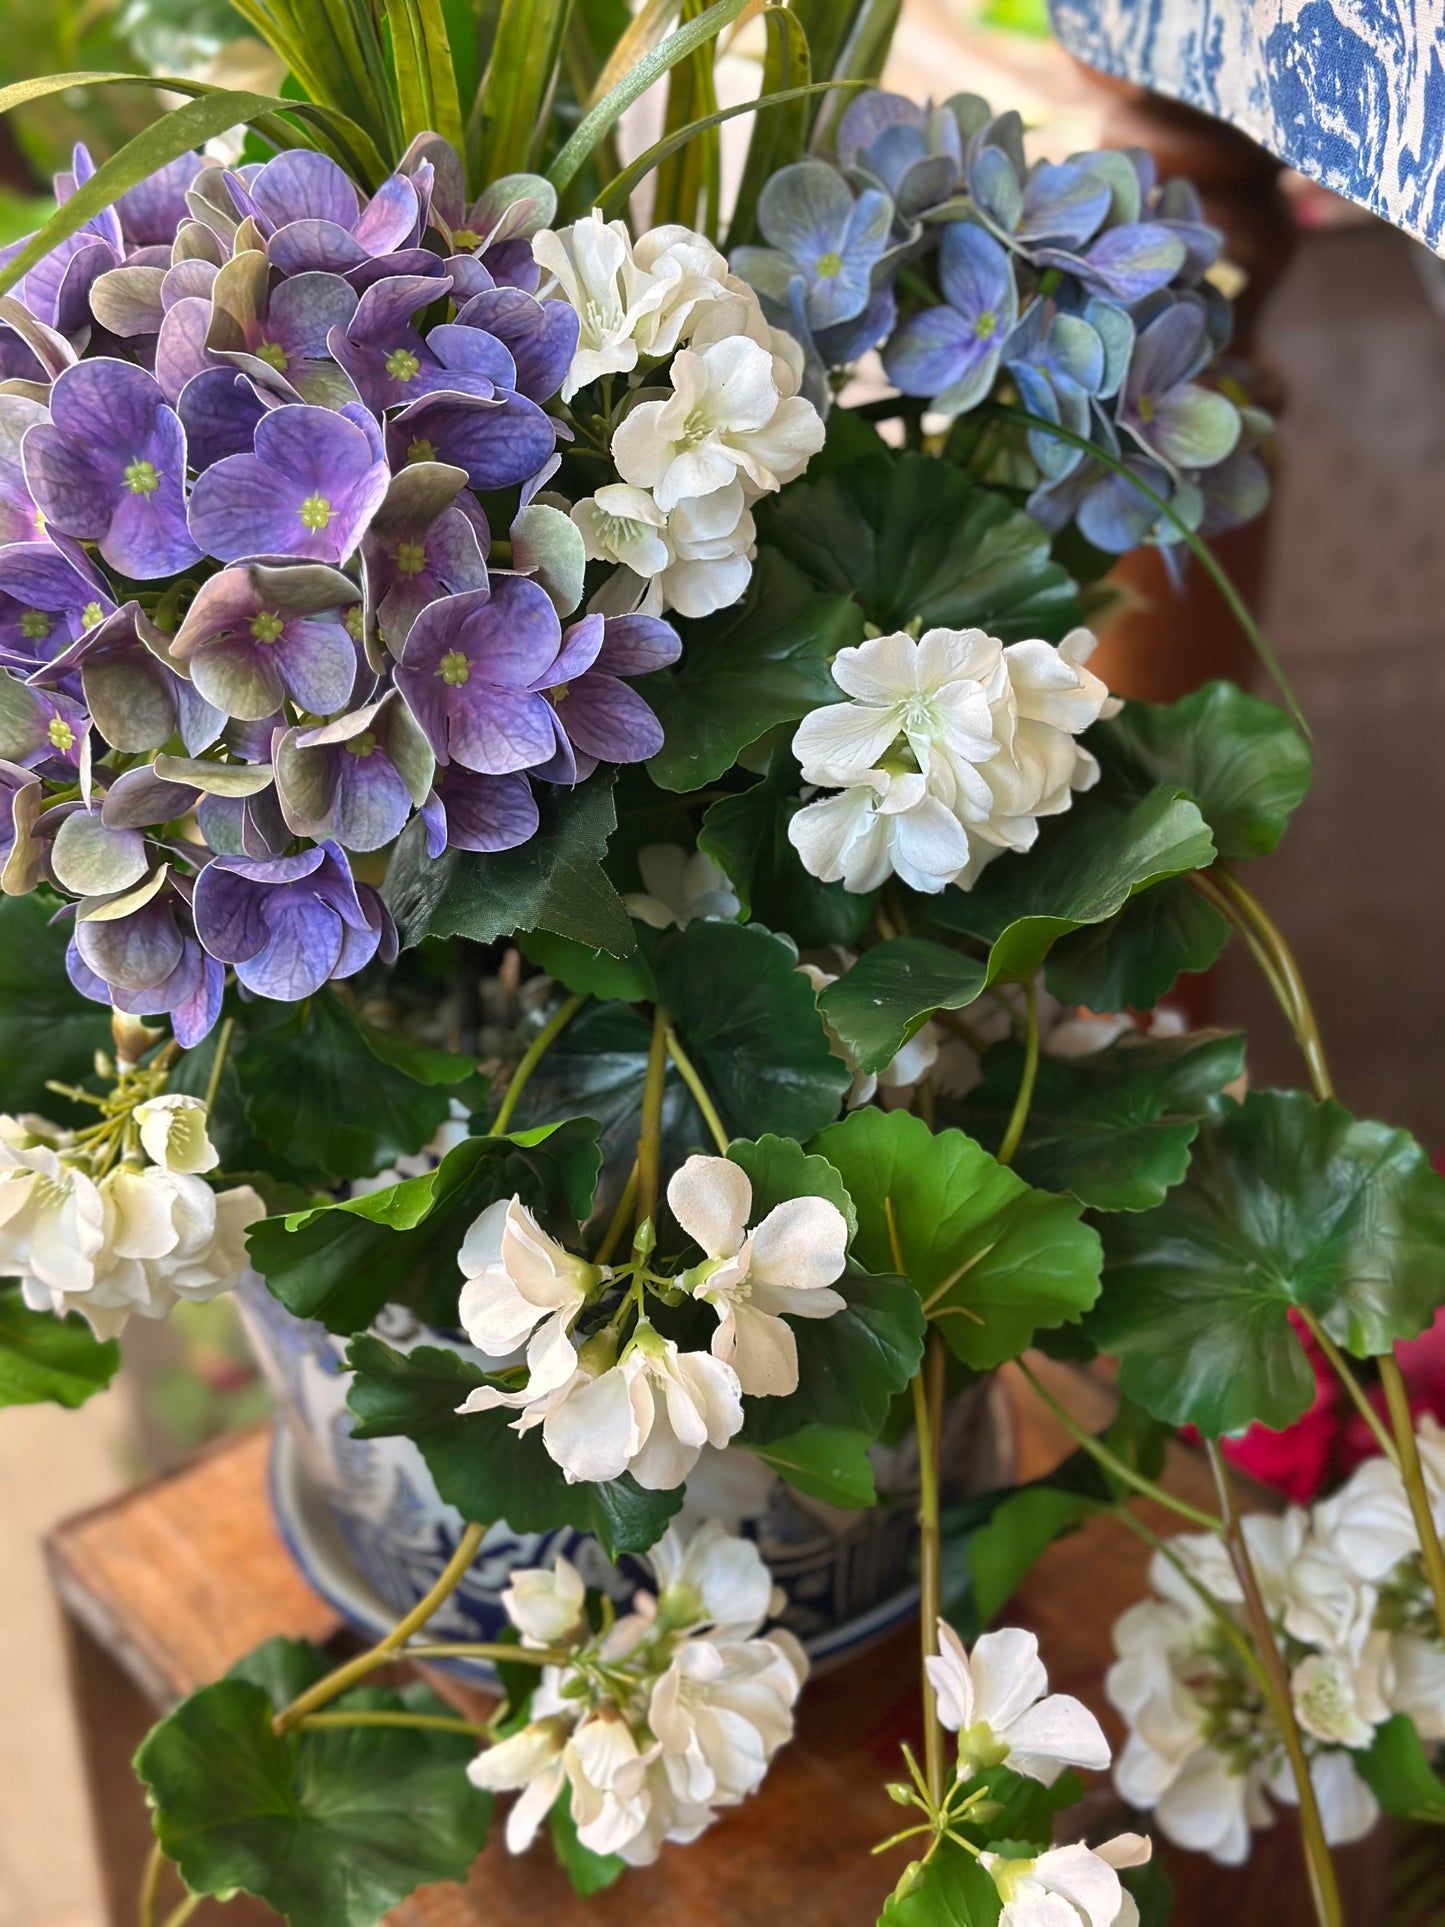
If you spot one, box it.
[275,1522,488,1732]
[1190,871,1299,1032]
[594,1159,640,1266]
[201,1015,234,1116]
[139,1839,167,1927]
[297,1710,493,1736]
[1213,868,1333,1099]
[635,1002,670,1234]
[1379,1357,1445,1642]
[1111,1504,1271,1691]
[161,1900,200,1927]
[491,993,586,1135]
[995,975,1038,1168]
[1208,1443,1343,1927]
[664,1024,729,1154]
[1295,1308,1399,1470]
[986,402,1306,736]
[397,1641,567,1665]
[1017,1360,1223,1533]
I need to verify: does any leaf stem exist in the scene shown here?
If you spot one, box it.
[1294,1308,1399,1470]
[275,1521,488,1732]
[1379,1356,1445,1642]
[635,1002,671,1233]
[664,1024,729,1154]
[161,1899,200,1927]
[1212,868,1333,1100]
[1016,1360,1223,1532]
[1208,1443,1343,1927]
[399,1641,568,1665]
[995,975,1039,1168]
[297,1709,493,1736]
[138,1840,167,1927]
[201,1015,234,1116]
[594,1159,640,1266]
[491,993,587,1135]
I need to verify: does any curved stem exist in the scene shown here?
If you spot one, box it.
[985,402,1306,736]
[1295,1308,1399,1470]
[1017,1360,1223,1533]
[397,1641,567,1665]
[161,1900,200,1927]
[635,1002,671,1234]
[1379,1356,1445,1642]
[138,1839,167,1927]
[910,1338,946,1808]
[201,1016,234,1115]
[491,994,587,1136]
[995,976,1039,1169]
[298,1710,493,1737]
[1190,872,1299,1031]
[594,1159,640,1266]
[1213,869,1333,1100]
[1208,1443,1343,1927]
[664,1024,729,1154]
[276,1521,488,1732]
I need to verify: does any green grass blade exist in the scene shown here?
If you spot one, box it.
[386,0,466,151]
[547,0,747,198]
[728,4,810,248]
[475,0,572,178]
[813,0,899,146]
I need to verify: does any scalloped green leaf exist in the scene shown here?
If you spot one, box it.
[726,1132,858,1241]
[811,1109,1102,1370]
[1089,1091,1445,1435]
[736,1268,926,1447]
[1044,874,1230,1013]
[0,1287,119,1409]
[0,892,111,1122]
[748,1424,877,1508]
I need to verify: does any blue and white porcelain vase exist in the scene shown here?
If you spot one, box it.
[239,1272,1010,1668]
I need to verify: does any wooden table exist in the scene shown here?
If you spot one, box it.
[46,1370,1389,1926]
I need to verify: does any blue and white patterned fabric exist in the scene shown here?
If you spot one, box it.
[1049,0,1445,254]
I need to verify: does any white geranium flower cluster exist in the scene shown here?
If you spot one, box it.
[453,1158,849,1487]
[0,1094,263,1340]
[1109,1424,1445,1864]
[539,212,825,619]
[983,1833,1152,1927]
[468,1521,805,1866]
[789,626,1119,895]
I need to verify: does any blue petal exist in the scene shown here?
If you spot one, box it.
[1019,161,1111,248]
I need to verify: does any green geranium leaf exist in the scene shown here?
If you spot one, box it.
[1089,1090,1445,1435]
[879,1834,1001,1925]
[0,1286,119,1409]
[1044,875,1230,1013]
[1094,681,1312,861]
[1355,1714,1445,1823]
[763,452,1078,640]
[829,787,1215,1074]
[811,1110,1102,1370]
[725,1132,858,1240]
[699,746,876,947]
[384,770,635,957]
[0,892,111,1121]
[645,550,865,791]
[234,989,475,1186]
[954,1766,1085,1854]
[518,926,656,1003]
[134,1654,491,1924]
[968,1486,1103,1626]
[955,1029,1247,1211]
[738,1270,926,1447]
[749,1423,877,1508]
[247,1119,601,1334]
[345,1336,681,1555]
[650,920,851,1140]
[549,1797,626,1895]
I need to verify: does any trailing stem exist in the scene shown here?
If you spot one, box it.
[491,992,587,1135]
[1208,1444,1343,1927]
[635,1002,671,1235]
[664,1024,729,1154]
[996,975,1039,1169]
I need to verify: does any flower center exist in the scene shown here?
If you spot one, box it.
[345,605,365,641]
[81,601,104,630]
[47,716,75,751]
[815,249,844,279]
[385,347,421,382]
[406,436,438,464]
[256,339,289,372]
[679,406,715,449]
[955,1720,1010,1776]
[395,540,428,576]
[299,493,334,532]
[124,458,160,496]
[249,611,286,645]
[19,609,50,641]
[437,649,471,686]
[452,226,480,250]
[548,681,569,705]
[1137,394,1157,424]
[974,310,997,340]
[344,730,377,758]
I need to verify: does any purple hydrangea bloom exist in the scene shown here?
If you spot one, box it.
[966,115,1110,254]
[882,222,1016,414]
[329,272,521,412]
[403,138,550,292]
[732,161,894,336]
[168,559,360,721]
[187,402,389,565]
[226,151,422,279]
[15,147,124,335]
[528,612,679,783]
[115,153,209,251]
[48,603,223,755]
[419,765,538,856]
[452,286,579,404]
[193,838,395,1000]
[385,381,555,493]
[22,360,201,579]
[837,90,975,218]
[205,253,359,406]
[393,576,563,774]
[67,873,222,1048]
[0,669,88,773]
[1118,301,1241,472]
[360,461,489,653]
[1031,223,1187,305]
[0,757,41,885]
[0,537,114,676]
[274,689,434,850]
[176,367,275,471]
[1027,447,1176,553]
[1002,301,1109,480]
[0,396,48,547]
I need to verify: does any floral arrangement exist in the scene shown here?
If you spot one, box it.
[0,4,1440,1926]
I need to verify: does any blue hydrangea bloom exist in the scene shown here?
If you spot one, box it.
[732,161,894,336]
[1119,300,1241,472]
[882,223,1016,415]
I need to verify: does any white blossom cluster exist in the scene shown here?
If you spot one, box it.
[468,1521,805,1865]
[454,1155,849,1487]
[538,212,825,619]
[789,626,1118,895]
[0,1094,262,1339]
[1108,1420,1445,1864]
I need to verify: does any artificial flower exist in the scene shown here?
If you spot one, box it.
[456,1194,600,1393]
[623,844,739,930]
[981,1833,1152,1927]
[927,1620,1111,1784]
